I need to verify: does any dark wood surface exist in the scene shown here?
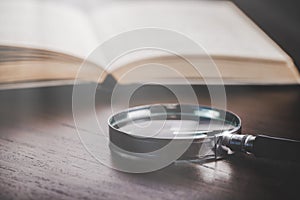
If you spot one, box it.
[0,85,300,200]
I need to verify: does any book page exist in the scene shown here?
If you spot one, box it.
[90,0,289,70]
[0,0,98,59]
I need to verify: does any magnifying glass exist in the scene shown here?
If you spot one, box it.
[108,104,300,163]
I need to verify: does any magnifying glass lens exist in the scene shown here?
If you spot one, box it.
[119,118,235,139]
[109,104,240,162]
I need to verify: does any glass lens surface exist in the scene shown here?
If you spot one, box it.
[115,109,238,140]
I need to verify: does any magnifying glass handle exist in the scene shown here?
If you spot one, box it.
[222,134,300,162]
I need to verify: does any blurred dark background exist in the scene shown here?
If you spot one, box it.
[230,0,300,71]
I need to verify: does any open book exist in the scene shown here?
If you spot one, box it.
[0,0,299,89]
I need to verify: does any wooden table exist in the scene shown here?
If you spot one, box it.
[0,85,299,200]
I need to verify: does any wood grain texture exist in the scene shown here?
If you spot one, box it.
[0,85,300,200]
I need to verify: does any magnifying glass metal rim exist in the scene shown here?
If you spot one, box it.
[108,104,242,157]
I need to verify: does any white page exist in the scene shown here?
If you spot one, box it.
[0,0,98,59]
[90,0,288,72]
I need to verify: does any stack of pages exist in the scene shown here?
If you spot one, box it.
[0,0,299,89]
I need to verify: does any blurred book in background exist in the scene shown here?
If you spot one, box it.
[0,0,299,89]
